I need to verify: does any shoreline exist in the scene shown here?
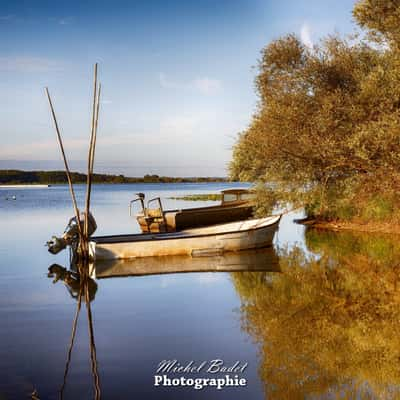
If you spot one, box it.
[0,170,228,185]
[0,184,51,189]
[295,217,400,235]
[0,181,231,188]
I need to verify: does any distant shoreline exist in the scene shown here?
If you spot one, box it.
[0,170,228,185]
[0,184,51,189]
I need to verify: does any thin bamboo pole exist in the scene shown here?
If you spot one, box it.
[45,87,83,245]
[84,64,98,252]
[90,83,101,176]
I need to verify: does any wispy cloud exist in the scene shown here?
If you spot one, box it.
[159,73,181,90]
[58,17,73,25]
[159,115,198,138]
[0,56,63,72]
[192,77,222,95]
[0,126,194,160]
[48,16,74,25]
[0,138,87,159]
[0,14,14,21]
[300,23,313,49]
[159,73,222,95]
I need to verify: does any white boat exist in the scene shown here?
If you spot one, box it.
[88,215,281,261]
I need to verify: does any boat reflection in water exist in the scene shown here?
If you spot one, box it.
[46,246,280,399]
[89,247,280,279]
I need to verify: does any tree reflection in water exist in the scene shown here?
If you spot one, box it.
[232,228,400,399]
[47,263,101,400]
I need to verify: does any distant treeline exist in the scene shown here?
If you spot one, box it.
[0,170,227,184]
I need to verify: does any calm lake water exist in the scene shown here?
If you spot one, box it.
[1,183,399,399]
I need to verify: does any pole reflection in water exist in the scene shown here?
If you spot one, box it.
[48,262,101,400]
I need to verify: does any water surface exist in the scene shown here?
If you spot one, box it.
[1,183,399,399]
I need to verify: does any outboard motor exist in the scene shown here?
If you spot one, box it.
[47,212,97,254]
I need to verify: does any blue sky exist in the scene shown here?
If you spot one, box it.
[0,0,356,176]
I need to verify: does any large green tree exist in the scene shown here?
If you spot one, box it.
[230,0,400,221]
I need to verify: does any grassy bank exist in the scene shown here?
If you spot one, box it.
[168,194,222,201]
[296,218,400,235]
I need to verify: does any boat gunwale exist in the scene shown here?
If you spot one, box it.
[136,202,253,217]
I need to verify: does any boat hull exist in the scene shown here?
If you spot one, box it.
[89,215,281,261]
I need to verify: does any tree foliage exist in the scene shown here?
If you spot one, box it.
[230,0,400,221]
[354,0,400,44]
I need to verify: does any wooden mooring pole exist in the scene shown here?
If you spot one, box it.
[46,64,101,262]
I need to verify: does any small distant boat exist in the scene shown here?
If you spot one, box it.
[131,188,254,233]
[87,215,281,261]
[90,247,280,279]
